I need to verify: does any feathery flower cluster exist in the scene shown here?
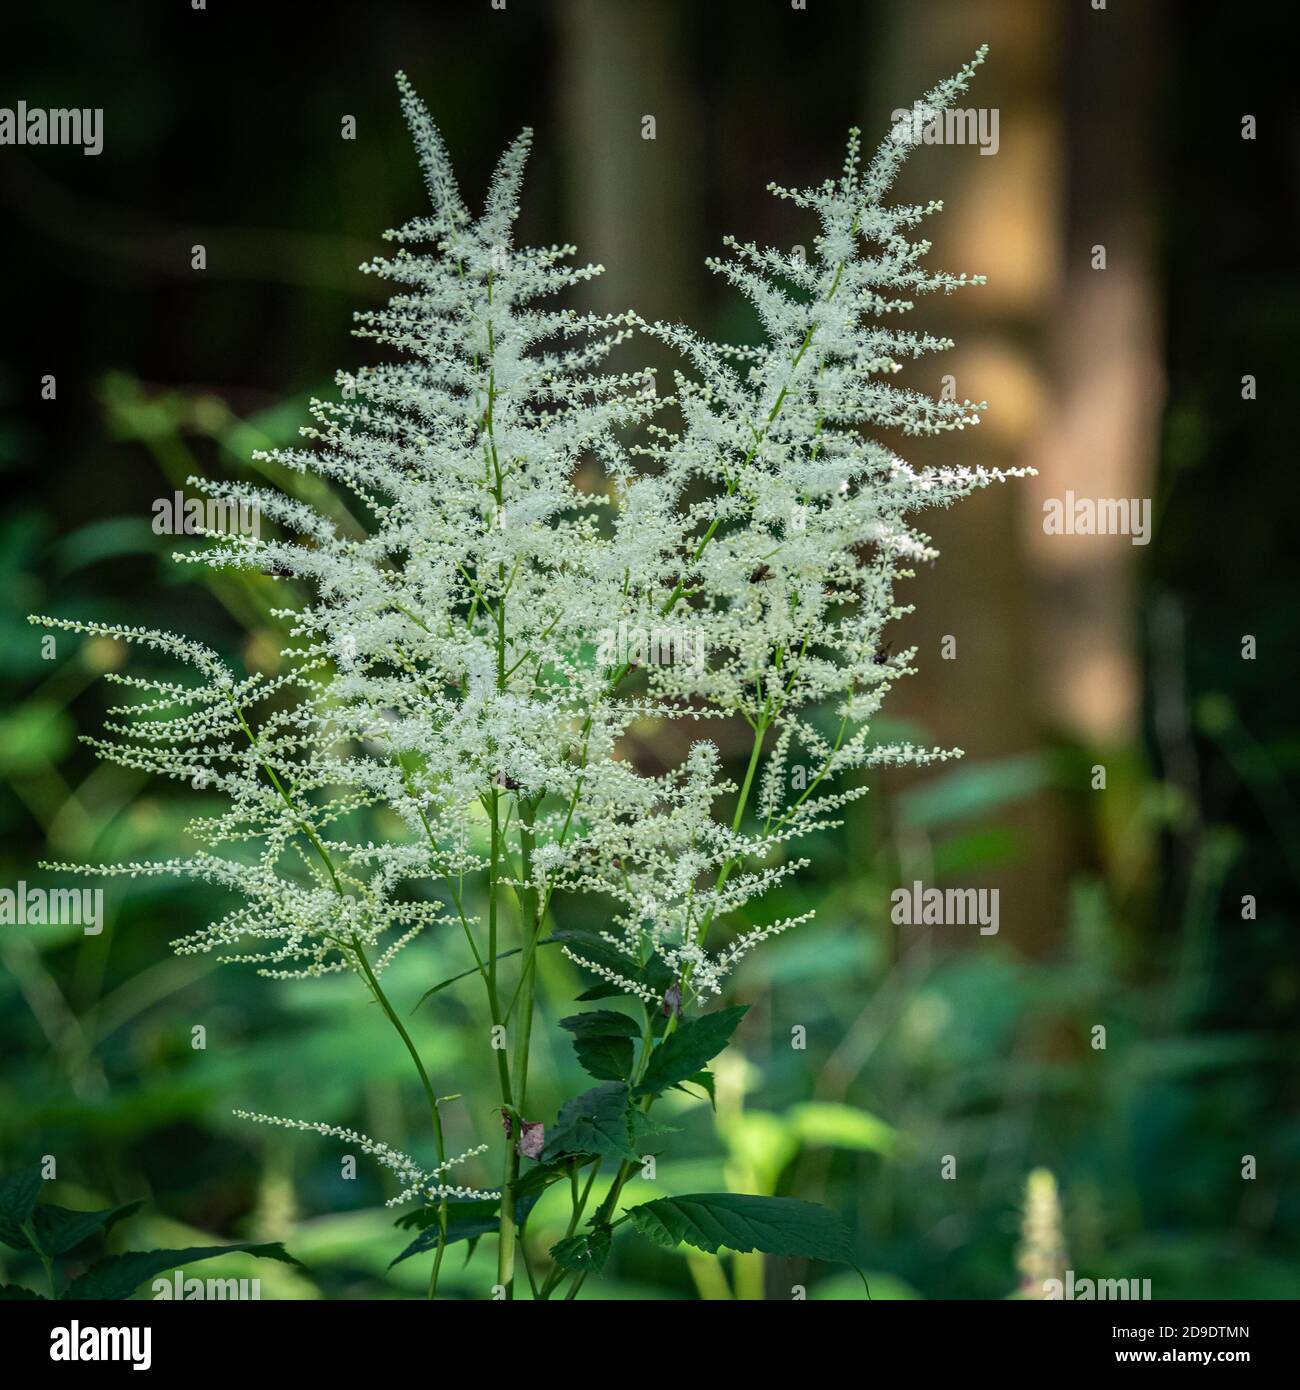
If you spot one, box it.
[232,1110,494,1205]
[34,52,1014,1204]
[552,44,1020,996]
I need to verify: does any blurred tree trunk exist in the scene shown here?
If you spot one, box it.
[865,0,1066,949]
[1024,1,1164,750]
[868,0,1164,949]
[553,0,699,332]
[551,0,704,782]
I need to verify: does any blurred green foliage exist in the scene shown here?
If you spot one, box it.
[1,0,1297,1300]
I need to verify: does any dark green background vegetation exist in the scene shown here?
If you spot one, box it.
[0,0,1296,1298]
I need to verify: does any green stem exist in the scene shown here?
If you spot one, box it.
[732,723,767,835]
[537,1159,601,1300]
[350,932,450,1298]
[485,790,514,1108]
[691,719,768,961]
[497,798,543,1299]
[512,802,542,1116]
[564,721,770,1302]
[229,698,452,1291]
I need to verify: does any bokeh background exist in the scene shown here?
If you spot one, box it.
[1,0,1297,1299]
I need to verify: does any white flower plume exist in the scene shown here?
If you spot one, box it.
[32,52,1015,1031]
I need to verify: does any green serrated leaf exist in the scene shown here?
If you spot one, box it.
[558,930,673,1003]
[559,1010,640,1081]
[575,983,623,1002]
[389,1206,494,1273]
[672,1070,717,1109]
[629,1110,679,1149]
[625,1193,851,1262]
[573,1033,635,1082]
[390,1194,538,1268]
[541,1083,637,1163]
[549,1227,611,1274]
[0,1222,33,1253]
[513,1159,577,1201]
[394,1196,498,1235]
[558,1011,642,1039]
[635,1006,749,1097]
[552,929,634,980]
[32,1200,143,1257]
[0,1283,47,1300]
[63,1242,300,1300]
[0,1169,44,1250]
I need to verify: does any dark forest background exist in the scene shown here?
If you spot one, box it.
[0,0,1296,1298]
